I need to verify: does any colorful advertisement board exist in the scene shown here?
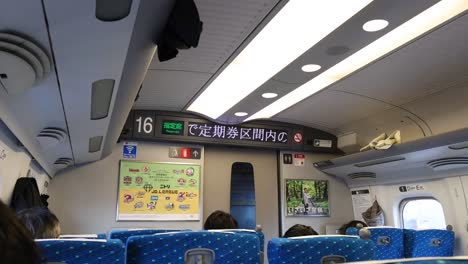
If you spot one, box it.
[285,179,329,217]
[117,160,201,221]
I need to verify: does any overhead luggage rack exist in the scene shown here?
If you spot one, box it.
[314,128,468,187]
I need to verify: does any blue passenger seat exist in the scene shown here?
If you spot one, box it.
[345,227,359,236]
[109,228,183,244]
[126,231,261,264]
[404,229,455,258]
[208,229,265,263]
[367,227,404,260]
[36,238,125,264]
[267,235,374,264]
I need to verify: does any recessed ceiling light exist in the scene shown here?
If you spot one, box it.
[235,112,248,117]
[187,0,374,119]
[262,92,278,99]
[301,64,322,72]
[247,0,467,121]
[363,19,389,32]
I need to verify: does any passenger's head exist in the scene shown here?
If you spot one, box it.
[338,220,368,235]
[283,224,318,238]
[204,210,238,230]
[17,207,61,239]
[0,200,41,264]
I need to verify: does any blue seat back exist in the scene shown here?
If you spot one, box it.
[405,229,454,257]
[267,235,374,264]
[403,229,417,258]
[345,227,359,236]
[368,227,404,260]
[126,231,261,264]
[109,228,182,244]
[36,239,125,264]
[208,229,265,252]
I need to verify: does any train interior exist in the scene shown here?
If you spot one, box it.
[1,0,468,263]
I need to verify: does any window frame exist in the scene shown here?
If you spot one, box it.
[399,197,446,230]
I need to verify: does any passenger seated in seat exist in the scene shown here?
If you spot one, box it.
[17,207,61,239]
[283,224,318,238]
[204,210,238,229]
[338,220,368,235]
[0,200,42,264]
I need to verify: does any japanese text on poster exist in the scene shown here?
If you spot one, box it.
[118,160,201,221]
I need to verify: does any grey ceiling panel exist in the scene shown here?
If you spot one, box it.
[403,80,468,136]
[275,90,392,129]
[135,70,213,111]
[218,0,439,124]
[149,0,280,74]
[330,12,468,106]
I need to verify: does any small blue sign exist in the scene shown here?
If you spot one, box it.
[123,142,137,159]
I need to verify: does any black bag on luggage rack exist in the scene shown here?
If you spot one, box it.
[10,177,43,212]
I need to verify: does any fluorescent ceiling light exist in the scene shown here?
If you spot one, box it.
[363,19,389,32]
[262,92,278,99]
[247,0,468,121]
[301,64,322,72]
[234,112,248,117]
[187,0,374,119]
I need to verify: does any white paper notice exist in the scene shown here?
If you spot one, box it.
[351,189,372,221]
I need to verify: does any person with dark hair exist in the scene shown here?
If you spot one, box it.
[338,220,368,235]
[17,207,61,239]
[283,224,318,238]
[0,199,42,264]
[204,210,238,230]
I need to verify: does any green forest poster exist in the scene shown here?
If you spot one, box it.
[286,179,329,216]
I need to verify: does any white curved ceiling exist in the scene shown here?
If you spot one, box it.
[137,0,468,146]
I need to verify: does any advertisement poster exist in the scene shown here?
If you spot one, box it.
[118,160,201,221]
[286,179,329,216]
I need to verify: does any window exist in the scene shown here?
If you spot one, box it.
[401,198,446,230]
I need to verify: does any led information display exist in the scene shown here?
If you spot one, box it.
[121,110,338,152]
[187,122,288,144]
[162,120,184,136]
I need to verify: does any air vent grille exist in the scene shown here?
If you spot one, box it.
[36,127,67,148]
[354,156,405,167]
[348,172,376,180]
[54,158,73,165]
[313,160,334,169]
[427,157,468,170]
[0,33,51,94]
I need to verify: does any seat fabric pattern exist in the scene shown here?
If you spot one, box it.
[346,227,359,236]
[369,227,404,260]
[36,239,125,264]
[411,229,455,257]
[126,231,260,264]
[267,236,374,264]
[109,229,181,244]
[403,229,417,258]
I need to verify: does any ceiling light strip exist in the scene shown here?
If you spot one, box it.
[247,0,468,121]
[187,0,374,119]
